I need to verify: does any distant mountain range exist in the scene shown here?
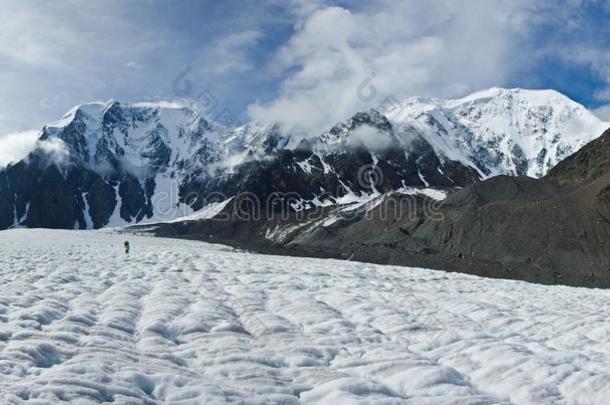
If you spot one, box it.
[0,88,607,230]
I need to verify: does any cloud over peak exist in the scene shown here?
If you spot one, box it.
[0,130,40,168]
[1,0,610,141]
[248,0,537,134]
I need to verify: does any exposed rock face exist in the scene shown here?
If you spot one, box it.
[86,178,116,229]
[26,165,81,229]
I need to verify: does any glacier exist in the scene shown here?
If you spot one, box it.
[1,229,610,403]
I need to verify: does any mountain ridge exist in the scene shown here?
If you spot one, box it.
[0,87,607,230]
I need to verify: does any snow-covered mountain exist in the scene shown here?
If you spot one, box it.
[0,101,286,230]
[386,87,607,178]
[231,87,607,211]
[0,88,607,230]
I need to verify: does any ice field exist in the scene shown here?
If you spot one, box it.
[1,229,610,404]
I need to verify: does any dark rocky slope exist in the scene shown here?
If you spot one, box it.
[148,128,610,288]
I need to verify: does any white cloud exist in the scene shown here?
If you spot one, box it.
[347,125,394,152]
[593,104,610,121]
[125,61,142,69]
[2,0,609,140]
[38,138,70,165]
[0,130,72,169]
[595,88,610,102]
[248,0,537,134]
[0,2,176,134]
[0,2,282,135]
[202,30,263,75]
[559,48,610,101]
[0,130,40,168]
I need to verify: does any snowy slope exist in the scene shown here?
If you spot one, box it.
[386,87,609,177]
[1,229,610,404]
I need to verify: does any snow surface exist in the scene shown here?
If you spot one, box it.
[153,199,233,224]
[1,229,610,404]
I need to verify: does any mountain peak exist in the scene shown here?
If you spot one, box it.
[384,87,608,178]
[447,87,583,109]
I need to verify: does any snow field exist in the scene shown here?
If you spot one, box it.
[1,229,610,404]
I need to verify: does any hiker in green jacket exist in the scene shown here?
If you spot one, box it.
[124,241,130,254]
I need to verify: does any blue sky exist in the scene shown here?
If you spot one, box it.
[1,0,610,138]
